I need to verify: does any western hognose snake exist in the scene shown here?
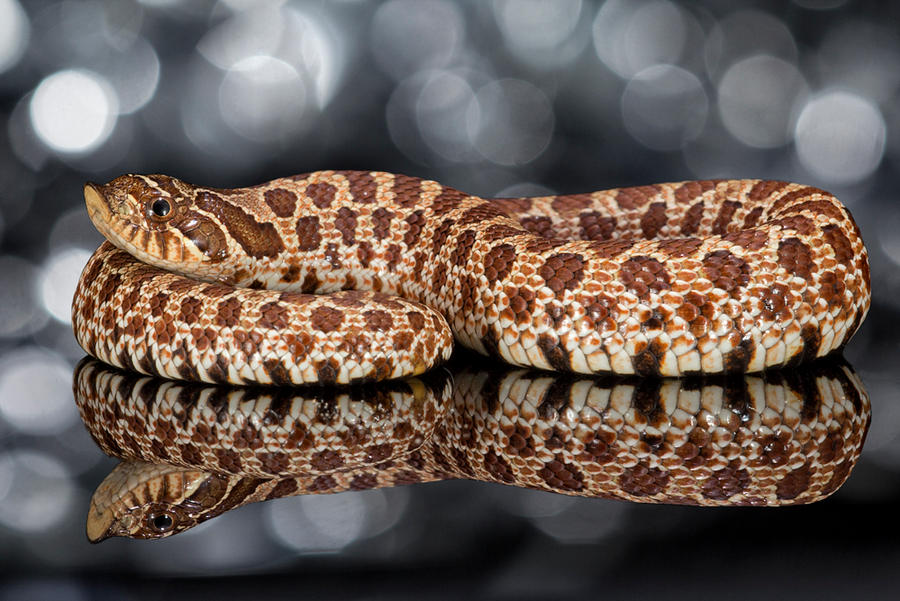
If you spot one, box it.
[72,171,870,384]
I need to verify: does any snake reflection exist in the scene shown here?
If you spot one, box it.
[74,357,870,541]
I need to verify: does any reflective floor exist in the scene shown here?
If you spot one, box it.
[2,0,900,599]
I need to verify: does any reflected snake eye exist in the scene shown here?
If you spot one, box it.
[149,512,175,532]
[150,198,171,217]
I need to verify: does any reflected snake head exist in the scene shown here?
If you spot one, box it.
[87,461,234,542]
[84,174,229,272]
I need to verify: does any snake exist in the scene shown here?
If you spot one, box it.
[72,172,871,384]
[75,356,870,541]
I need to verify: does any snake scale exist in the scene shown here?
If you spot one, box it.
[76,358,869,540]
[73,171,870,384]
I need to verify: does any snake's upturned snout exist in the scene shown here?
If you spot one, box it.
[83,182,108,219]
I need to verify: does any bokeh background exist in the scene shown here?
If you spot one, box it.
[1,0,899,598]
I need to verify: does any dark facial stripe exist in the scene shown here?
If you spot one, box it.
[194,191,285,258]
[199,477,267,521]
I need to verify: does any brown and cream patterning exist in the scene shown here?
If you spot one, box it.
[73,171,871,384]
[75,357,870,540]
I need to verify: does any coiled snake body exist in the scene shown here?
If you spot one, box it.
[73,172,870,383]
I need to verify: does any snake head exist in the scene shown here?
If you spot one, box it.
[87,461,238,542]
[84,174,229,271]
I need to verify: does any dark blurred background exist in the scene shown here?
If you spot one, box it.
[1,0,899,598]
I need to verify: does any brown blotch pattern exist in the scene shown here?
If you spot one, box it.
[364,309,393,331]
[774,214,815,235]
[406,312,426,331]
[214,297,241,327]
[579,211,616,241]
[748,180,790,202]
[778,238,814,280]
[519,215,555,238]
[724,337,755,373]
[657,237,703,257]
[316,358,341,383]
[712,200,741,235]
[588,239,636,259]
[633,338,667,376]
[263,188,297,218]
[459,203,506,226]
[703,250,750,292]
[310,449,344,471]
[350,473,378,490]
[215,448,243,473]
[484,223,523,242]
[391,173,424,207]
[743,206,764,228]
[266,478,299,500]
[258,302,290,330]
[584,292,616,326]
[173,213,229,262]
[523,237,567,254]
[674,180,719,202]
[619,463,670,496]
[781,199,846,222]
[385,243,402,271]
[619,256,671,298]
[295,216,321,251]
[483,244,517,284]
[357,241,374,268]
[539,253,585,293]
[346,172,378,204]
[551,193,592,216]
[616,185,660,210]
[430,218,455,256]
[701,461,750,500]
[680,201,705,236]
[450,230,477,268]
[798,323,822,364]
[403,210,426,246]
[822,224,854,263]
[775,464,812,500]
[306,182,336,208]
[372,207,394,241]
[320,243,340,270]
[431,188,465,215]
[492,196,532,214]
[307,475,337,492]
[539,458,584,491]
[753,283,792,321]
[177,297,203,322]
[722,229,769,250]
[538,334,571,371]
[301,272,319,293]
[280,265,301,283]
[310,305,344,333]
[335,207,358,246]
[770,186,823,214]
[640,202,668,239]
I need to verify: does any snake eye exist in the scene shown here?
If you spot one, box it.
[148,512,175,533]
[150,198,171,218]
